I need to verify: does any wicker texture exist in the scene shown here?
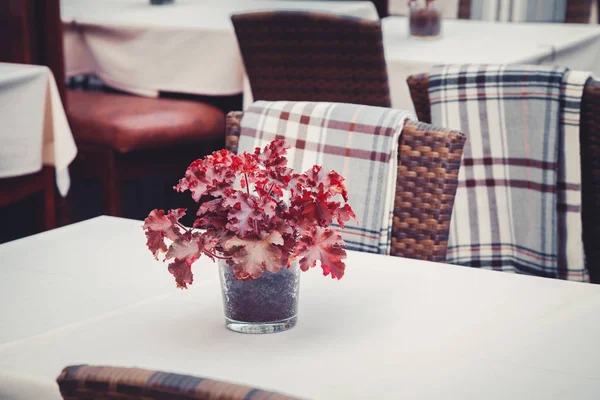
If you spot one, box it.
[57,365,301,400]
[580,78,600,284]
[370,0,389,18]
[457,0,472,19]
[231,11,391,108]
[566,0,593,23]
[226,112,466,263]
[407,73,600,283]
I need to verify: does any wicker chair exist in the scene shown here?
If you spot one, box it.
[406,73,600,283]
[457,0,596,22]
[225,111,467,263]
[231,11,391,108]
[370,0,389,18]
[57,365,300,400]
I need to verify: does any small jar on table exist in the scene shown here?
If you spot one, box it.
[409,0,442,39]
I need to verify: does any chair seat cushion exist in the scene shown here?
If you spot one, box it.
[67,90,225,153]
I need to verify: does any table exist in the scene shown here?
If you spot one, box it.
[0,63,77,196]
[383,17,600,112]
[61,0,379,97]
[2,216,600,399]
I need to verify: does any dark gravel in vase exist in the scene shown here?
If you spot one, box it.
[218,261,300,334]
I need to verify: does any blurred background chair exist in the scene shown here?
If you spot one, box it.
[457,0,596,22]
[225,110,467,263]
[407,72,600,283]
[57,365,300,400]
[0,1,63,233]
[232,11,391,108]
[370,0,389,18]
[0,0,226,226]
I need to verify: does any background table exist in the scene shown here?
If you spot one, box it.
[61,0,378,97]
[2,216,600,399]
[0,63,77,196]
[383,17,600,111]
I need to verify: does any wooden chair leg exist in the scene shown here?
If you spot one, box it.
[103,151,122,217]
[42,167,56,230]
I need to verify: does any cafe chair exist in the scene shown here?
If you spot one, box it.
[457,0,597,23]
[57,365,300,400]
[225,111,467,263]
[231,11,391,108]
[406,72,600,283]
[4,0,227,218]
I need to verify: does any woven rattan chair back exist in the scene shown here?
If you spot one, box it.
[226,111,467,263]
[457,0,472,19]
[231,11,391,108]
[457,0,595,22]
[57,365,300,400]
[371,0,389,18]
[406,73,600,283]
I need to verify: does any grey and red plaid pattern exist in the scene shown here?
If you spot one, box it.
[470,0,567,22]
[429,64,590,281]
[239,101,415,254]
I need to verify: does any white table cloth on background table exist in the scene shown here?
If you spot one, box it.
[383,17,600,112]
[60,0,378,97]
[0,63,77,196]
[2,216,600,399]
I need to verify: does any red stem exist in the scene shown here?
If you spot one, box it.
[266,182,275,198]
[175,221,191,234]
[205,250,232,260]
[244,173,250,196]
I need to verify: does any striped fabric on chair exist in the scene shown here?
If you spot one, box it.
[57,365,302,400]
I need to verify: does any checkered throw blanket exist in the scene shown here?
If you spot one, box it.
[470,0,567,22]
[238,101,415,254]
[429,65,591,281]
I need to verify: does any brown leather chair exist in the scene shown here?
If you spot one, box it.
[406,73,600,283]
[231,11,391,108]
[3,0,226,219]
[457,0,597,23]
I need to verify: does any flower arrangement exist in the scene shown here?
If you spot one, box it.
[143,139,356,289]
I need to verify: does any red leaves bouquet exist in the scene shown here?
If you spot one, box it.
[143,140,356,289]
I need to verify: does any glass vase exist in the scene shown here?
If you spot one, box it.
[218,260,300,334]
[409,0,442,39]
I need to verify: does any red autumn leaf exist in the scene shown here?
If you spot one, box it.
[167,259,194,289]
[175,149,238,202]
[224,232,284,279]
[295,227,347,279]
[335,204,357,228]
[223,192,259,236]
[143,208,186,258]
[292,190,338,226]
[256,139,290,169]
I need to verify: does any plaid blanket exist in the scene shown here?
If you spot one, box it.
[470,0,567,22]
[429,64,590,281]
[238,101,415,254]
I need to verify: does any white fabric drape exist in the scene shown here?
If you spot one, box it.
[0,63,77,196]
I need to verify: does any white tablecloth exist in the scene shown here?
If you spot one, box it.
[384,17,600,111]
[61,0,379,97]
[2,216,600,399]
[0,63,77,196]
